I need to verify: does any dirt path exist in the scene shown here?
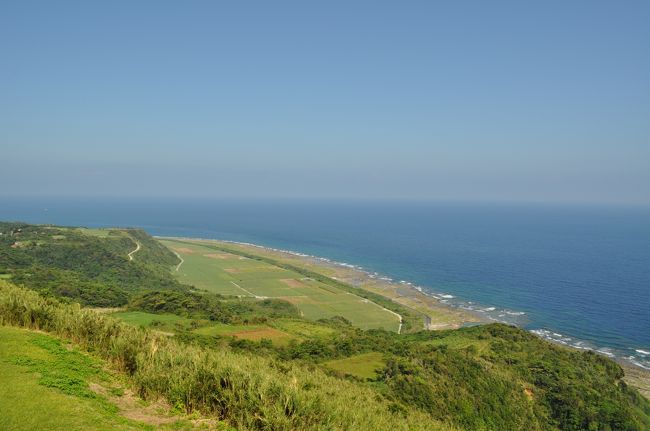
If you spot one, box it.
[172,250,184,271]
[90,383,179,426]
[127,241,141,261]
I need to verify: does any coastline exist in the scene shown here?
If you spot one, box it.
[156,235,650,398]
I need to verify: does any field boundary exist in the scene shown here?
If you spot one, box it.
[230,281,266,298]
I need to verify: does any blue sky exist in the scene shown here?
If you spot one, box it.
[1,1,649,203]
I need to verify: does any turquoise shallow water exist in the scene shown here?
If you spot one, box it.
[2,198,649,368]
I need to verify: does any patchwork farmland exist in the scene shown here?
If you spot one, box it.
[159,239,401,331]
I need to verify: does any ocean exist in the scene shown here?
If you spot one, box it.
[1,197,649,369]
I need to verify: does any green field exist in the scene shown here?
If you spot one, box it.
[0,326,203,431]
[323,352,386,379]
[161,239,400,331]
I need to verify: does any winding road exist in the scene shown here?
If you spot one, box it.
[127,241,141,261]
[172,250,184,272]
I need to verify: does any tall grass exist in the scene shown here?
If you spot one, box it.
[0,281,452,430]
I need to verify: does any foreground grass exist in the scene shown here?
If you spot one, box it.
[0,326,144,431]
[0,325,227,431]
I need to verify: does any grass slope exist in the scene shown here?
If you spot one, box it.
[0,326,154,430]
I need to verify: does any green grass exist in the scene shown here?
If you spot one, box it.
[110,311,193,332]
[323,352,386,379]
[0,274,12,279]
[0,326,145,431]
[161,239,401,331]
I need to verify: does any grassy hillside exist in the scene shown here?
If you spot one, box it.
[1,223,649,430]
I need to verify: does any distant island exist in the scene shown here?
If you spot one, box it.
[1,221,649,430]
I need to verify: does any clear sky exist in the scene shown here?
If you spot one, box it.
[1,1,649,204]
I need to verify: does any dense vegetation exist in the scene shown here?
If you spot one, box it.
[0,222,183,306]
[1,222,649,430]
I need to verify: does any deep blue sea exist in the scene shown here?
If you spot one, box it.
[2,198,649,368]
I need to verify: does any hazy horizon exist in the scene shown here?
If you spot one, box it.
[2,2,649,205]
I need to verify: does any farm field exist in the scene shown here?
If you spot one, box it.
[160,239,400,331]
[323,352,386,379]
